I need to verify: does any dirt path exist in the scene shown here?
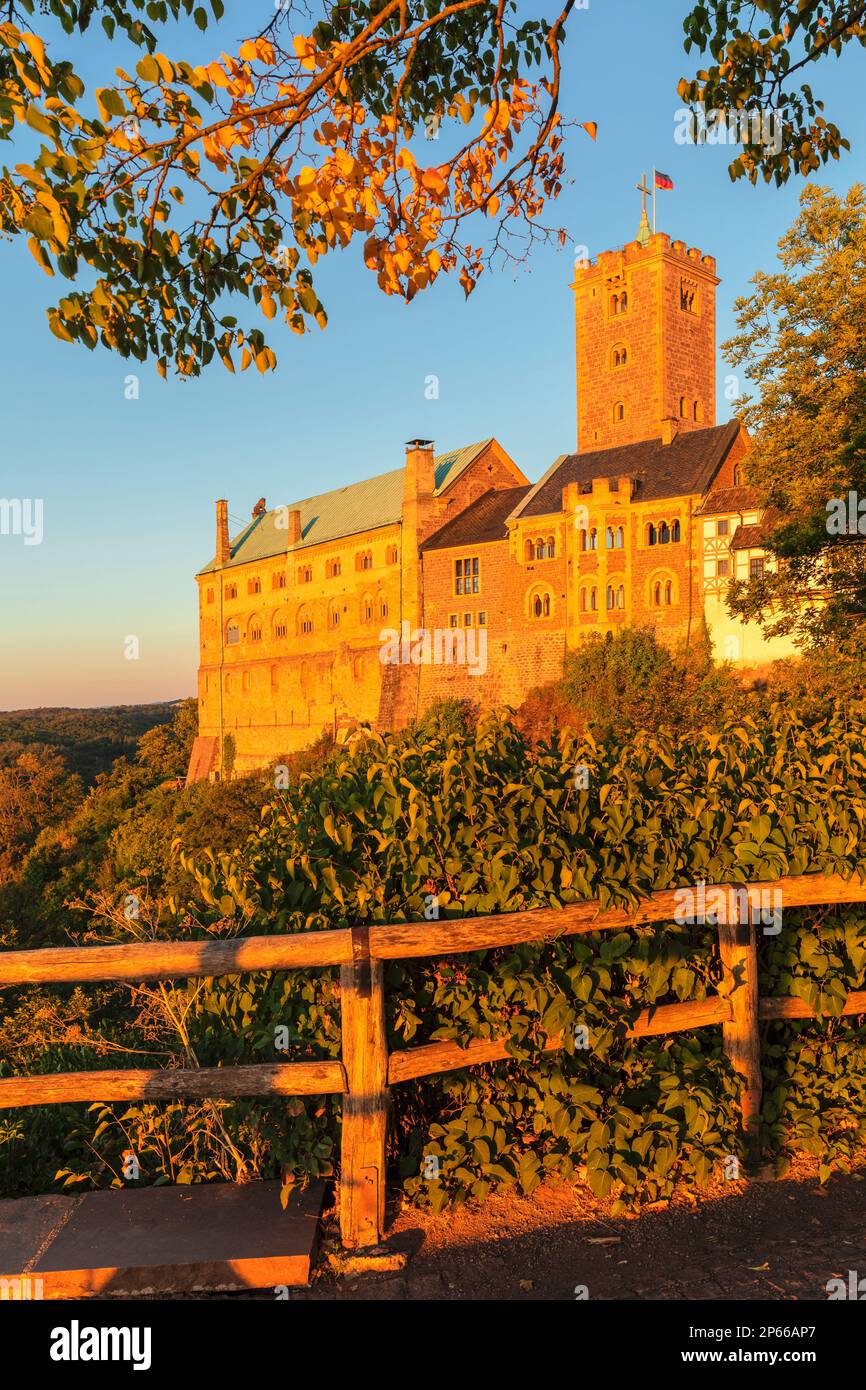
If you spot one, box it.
[295,1156,866,1301]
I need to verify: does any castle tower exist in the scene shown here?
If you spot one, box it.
[571,231,719,454]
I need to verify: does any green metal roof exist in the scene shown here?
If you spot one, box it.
[198,440,493,574]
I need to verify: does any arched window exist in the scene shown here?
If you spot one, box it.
[653,581,661,607]
[611,344,628,369]
[249,616,262,642]
[611,293,619,316]
[273,614,287,639]
[588,528,598,551]
[613,401,625,423]
[579,588,588,613]
[242,670,251,692]
[386,545,398,564]
[579,529,588,553]
[589,587,597,612]
[606,526,614,549]
[615,525,624,549]
[664,580,673,606]
[546,536,555,559]
[529,587,553,620]
[535,538,545,560]
[525,538,534,561]
[647,523,657,546]
[273,572,286,590]
[328,603,340,629]
[225,583,237,600]
[226,621,240,645]
[533,594,543,617]
[616,585,625,610]
[620,291,628,312]
[671,519,681,543]
[326,558,342,579]
[659,521,670,544]
[378,597,389,619]
[693,399,703,422]
[248,576,261,595]
[606,585,615,610]
[297,606,313,636]
[679,396,686,418]
[361,594,373,623]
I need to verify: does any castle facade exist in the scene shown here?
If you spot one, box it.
[189,226,794,780]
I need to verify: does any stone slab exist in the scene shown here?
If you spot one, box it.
[1,1181,322,1298]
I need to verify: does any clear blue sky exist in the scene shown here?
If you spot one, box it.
[1,0,863,709]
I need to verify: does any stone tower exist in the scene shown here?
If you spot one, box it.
[571,231,719,454]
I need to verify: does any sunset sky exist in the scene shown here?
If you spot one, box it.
[1,0,863,710]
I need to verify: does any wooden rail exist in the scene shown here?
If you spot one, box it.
[2,871,866,1248]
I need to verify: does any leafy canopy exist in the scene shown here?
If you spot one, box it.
[679,0,864,184]
[0,0,572,377]
[722,183,866,646]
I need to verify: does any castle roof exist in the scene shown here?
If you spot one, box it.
[198,440,495,573]
[421,485,532,551]
[512,421,742,519]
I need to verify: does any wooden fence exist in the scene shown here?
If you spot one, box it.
[2,871,866,1248]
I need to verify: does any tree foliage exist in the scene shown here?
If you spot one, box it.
[679,0,863,184]
[722,184,866,645]
[0,0,572,377]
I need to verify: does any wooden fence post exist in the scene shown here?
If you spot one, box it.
[718,910,762,1164]
[339,926,388,1249]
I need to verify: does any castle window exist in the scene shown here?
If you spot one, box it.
[610,293,619,316]
[298,565,313,583]
[326,558,342,579]
[653,581,661,607]
[659,521,671,544]
[680,397,686,418]
[647,523,657,546]
[693,400,703,423]
[680,280,698,314]
[274,615,287,639]
[535,539,545,560]
[357,549,373,571]
[225,583,238,600]
[206,588,214,604]
[297,607,313,636]
[611,344,628,368]
[248,577,261,595]
[613,402,625,423]
[717,559,729,577]
[463,612,472,627]
[524,539,534,562]
[449,613,458,629]
[328,603,340,629]
[589,587,597,612]
[249,617,263,642]
[378,598,389,618]
[225,621,240,645]
[671,519,681,543]
[664,580,673,606]
[455,556,480,595]
[546,537,555,558]
[717,519,729,537]
[620,291,628,313]
[616,585,625,610]
[615,526,624,549]
[362,595,373,623]
[478,611,487,626]
[749,557,766,580]
[606,526,614,549]
[588,527,598,551]
[529,587,552,619]
[273,572,286,589]
[606,585,614,611]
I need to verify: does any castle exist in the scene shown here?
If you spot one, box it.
[188,220,795,781]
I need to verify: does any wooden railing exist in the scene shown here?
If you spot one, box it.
[2,871,866,1248]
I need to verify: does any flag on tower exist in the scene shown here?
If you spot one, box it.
[654,170,674,190]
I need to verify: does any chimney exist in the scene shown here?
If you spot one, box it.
[216,498,230,565]
[661,417,679,447]
[287,508,302,545]
[402,438,437,631]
